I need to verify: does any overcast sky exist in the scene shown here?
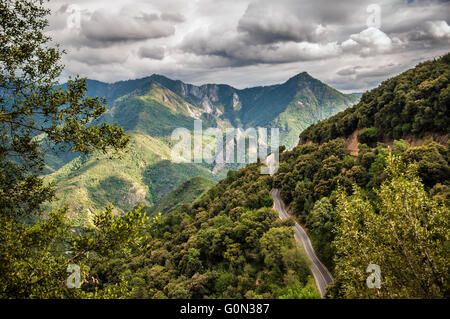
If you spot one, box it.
[45,0,450,93]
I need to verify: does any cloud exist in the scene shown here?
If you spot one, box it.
[329,59,411,92]
[80,11,179,44]
[426,20,450,39]
[138,46,166,60]
[160,12,185,23]
[237,3,330,45]
[411,20,450,42]
[68,47,129,65]
[44,0,450,93]
[180,29,341,66]
[46,5,185,49]
[342,27,393,56]
[336,65,364,76]
[336,63,401,78]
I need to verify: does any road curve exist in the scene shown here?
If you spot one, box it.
[270,188,334,297]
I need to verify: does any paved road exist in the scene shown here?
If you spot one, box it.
[271,189,334,297]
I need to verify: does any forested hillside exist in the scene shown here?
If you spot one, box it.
[147,176,216,216]
[300,54,450,144]
[91,163,319,298]
[267,54,449,298]
[45,70,358,221]
[89,54,449,299]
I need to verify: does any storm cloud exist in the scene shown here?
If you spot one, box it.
[45,0,450,93]
[81,11,178,44]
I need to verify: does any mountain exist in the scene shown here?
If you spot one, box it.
[88,53,449,299]
[278,53,449,267]
[300,54,450,144]
[44,134,224,226]
[147,176,216,216]
[44,72,359,220]
[88,72,359,148]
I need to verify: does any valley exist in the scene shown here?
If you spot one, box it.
[44,72,359,220]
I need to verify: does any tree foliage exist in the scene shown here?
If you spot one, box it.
[91,163,317,299]
[0,0,129,217]
[0,0,145,298]
[300,53,450,144]
[331,155,449,298]
[0,206,149,298]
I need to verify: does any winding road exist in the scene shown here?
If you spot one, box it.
[271,189,334,297]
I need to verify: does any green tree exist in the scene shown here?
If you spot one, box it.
[332,154,449,298]
[0,0,146,298]
[357,127,379,147]
[0,205,149,298]
[259,227,293,273]
[308,197,336,268]
[0,0,129,217]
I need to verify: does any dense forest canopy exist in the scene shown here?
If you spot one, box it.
[95,53,449,299]
[300,53,450,144]
[91,164,320,298]
[0,0,146,298]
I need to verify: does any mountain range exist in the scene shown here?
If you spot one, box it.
[44,72,359,220]
[100,53,449,299]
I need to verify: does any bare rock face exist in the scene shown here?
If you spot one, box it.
[232,92,241,111]
[201,97,214,113]
[188,85,201,98]
[178,82,223,115]
[205,84,219,103]
[185,104,202,119]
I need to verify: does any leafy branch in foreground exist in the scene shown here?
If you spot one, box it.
[0,0,129,217]
[0,0,138,298]
[0,205,149,298]
[331,154,449,298]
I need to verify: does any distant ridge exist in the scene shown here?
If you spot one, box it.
[82,71,360,148]
[46,71,360,219]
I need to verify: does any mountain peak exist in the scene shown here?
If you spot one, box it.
[148,73,172,82]
[287,71,314,82]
